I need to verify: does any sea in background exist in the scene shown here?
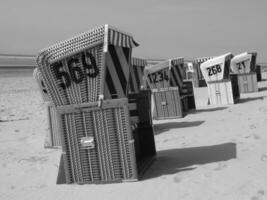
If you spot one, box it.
[0,67,35,78]
[0,62,267,78]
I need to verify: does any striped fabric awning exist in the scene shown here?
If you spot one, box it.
[131,57,147,67]
[194,56,215,64]
[145,60,169,74]
[108,26,139,49]
[37,24,138,64]
[170,57,184,66]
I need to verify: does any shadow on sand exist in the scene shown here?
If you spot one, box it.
[258,87,267,92]
[57,143,236,183]
[143,142,236,180]
[190,107,228,114]
[238,96,266,104]
[154,121,205,135]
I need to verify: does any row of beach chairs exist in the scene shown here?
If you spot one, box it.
[33,24,262,184]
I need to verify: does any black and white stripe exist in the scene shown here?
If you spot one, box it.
[129,57,147,93]
[108,27,139,49]
[104,45,131,99]
[170,58,185,90]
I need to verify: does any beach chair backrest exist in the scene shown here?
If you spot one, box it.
[144,60,170,90]
[36,24,138,106]
[200,53,233,83]
[231,52,252,74]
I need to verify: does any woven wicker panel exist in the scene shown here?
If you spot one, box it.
[37,44,104,106]
[146,68,170,90]
[47,104,61,147]
[58,99,137,184]
[36,25,139,106]
[152,87,183,119]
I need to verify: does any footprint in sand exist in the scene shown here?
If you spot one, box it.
[173,176,181,183]
[214,162,227,171]
[250,124,256,129]
[163,139,168,143]
[251,189,265,200]
[253,134,261,140]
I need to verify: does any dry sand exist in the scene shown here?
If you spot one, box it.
[0,72,267,200]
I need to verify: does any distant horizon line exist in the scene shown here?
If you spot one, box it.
[0,53,266,65]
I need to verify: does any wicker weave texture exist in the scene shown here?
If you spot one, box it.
[36,25,138,106]
[37,44,104,106]
[47,104,61,147]
[58,100,137,184]
[152,87,183,119]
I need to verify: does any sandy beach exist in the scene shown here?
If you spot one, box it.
[0,71,267,200]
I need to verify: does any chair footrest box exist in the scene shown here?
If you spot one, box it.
[152,87,183,119]
[207,78,239,106]
[56,98,139,184]
[237,72,258,93]
[56,98,156,184]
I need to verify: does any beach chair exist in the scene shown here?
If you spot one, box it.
[193,56,214,87]
[231,52,258,93]
[145,57,195,119]
[36,24,156,184]
[201,53,240,105]
[33,68,61,148]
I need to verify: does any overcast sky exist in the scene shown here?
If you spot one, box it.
[0,0,266,62]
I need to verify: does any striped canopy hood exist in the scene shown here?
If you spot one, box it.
[131,57,147,67]
[37,24,139,64]
[36,24,139,106]
[194,56,215,64]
